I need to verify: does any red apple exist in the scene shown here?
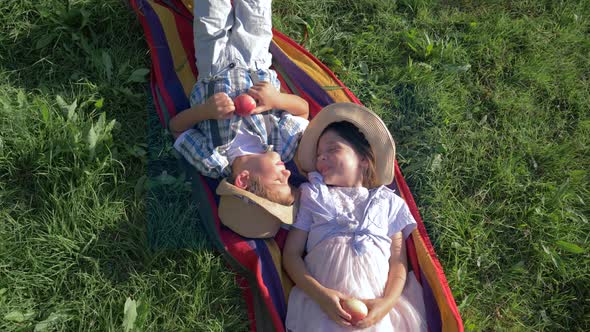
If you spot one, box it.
[234,94,256,116]
[341,298,368,324]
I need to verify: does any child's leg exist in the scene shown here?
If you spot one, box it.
[194,0,234,80]
[230,0,273,71]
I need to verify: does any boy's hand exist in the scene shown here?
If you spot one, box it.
[205,92,235,120]
[247,81,280,114]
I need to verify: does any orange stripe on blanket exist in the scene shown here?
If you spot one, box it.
[180,0,193,11]
[151,2,196,98]
[271,37,352,103]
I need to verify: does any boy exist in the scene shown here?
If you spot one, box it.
[170,0,309,206]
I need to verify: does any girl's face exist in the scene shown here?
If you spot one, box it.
[316,130,367,187]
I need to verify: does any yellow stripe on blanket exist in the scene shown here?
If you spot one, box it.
[151,1,196,98]
[271,37,353,103]
[180,0,193,12]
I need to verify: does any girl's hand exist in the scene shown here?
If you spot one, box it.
[247,81,280,114]
[316,288,353,327]
[355,298,395,329]
[205,92,235,120]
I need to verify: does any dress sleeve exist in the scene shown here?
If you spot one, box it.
[388,198,417,239]
[291,183,315,232]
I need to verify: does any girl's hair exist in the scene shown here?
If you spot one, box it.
[320,121,378,188]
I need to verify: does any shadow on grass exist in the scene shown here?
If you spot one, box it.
[0,0,217,285]
[144,91,213,252]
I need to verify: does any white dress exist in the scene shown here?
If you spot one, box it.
[285,173,428,331]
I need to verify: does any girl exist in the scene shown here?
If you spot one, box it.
[283,103,427,331]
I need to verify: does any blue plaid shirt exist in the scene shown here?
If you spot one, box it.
[174,67,308,179]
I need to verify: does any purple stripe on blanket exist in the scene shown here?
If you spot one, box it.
[270,43,334,107]
[141,0,189,111]
[249,239,288,321]
[421,269,442,331]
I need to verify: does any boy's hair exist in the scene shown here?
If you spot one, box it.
[321,121,379,188]
[227,174,295,206]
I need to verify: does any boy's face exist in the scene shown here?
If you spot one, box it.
[237,151,293,204]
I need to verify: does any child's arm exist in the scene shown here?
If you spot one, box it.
[356,231,408,329]
[168,92,235,138]
[248,81,309,119]
[283,228,352,327]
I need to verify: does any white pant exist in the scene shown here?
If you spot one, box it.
[194,0,273,80]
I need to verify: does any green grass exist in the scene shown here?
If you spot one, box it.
[1,0,589,331]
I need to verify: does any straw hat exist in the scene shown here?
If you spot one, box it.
[296,103,396,186]
[216,179,295,238]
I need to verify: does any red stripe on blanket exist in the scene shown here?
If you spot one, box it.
[237,274,257,331]
[200,175,284,331]
[406,235,423,285]
[149,67,166,126]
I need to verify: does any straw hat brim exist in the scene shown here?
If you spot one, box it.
[216,179,295,238]
[296,103,396,186]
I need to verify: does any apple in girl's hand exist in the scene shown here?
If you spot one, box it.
[341,298,368,324]
[234,94,256,116]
